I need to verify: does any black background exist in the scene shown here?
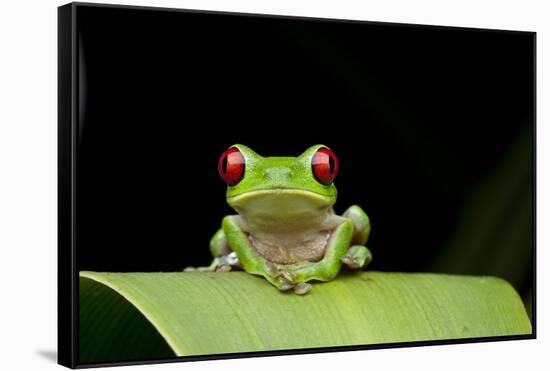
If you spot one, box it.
[75,6,534,302]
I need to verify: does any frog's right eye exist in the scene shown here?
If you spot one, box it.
[218,147,245,186]
[312,147,339,185]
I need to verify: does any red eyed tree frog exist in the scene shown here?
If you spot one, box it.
[186,144,372,295]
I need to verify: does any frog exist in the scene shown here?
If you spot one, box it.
[186,144,372,295]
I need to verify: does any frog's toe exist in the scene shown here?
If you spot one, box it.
[278,277,294,291]
[293,282,312,295]
[215,264,232,272]
[265,261,282,277]
[280,269,296,282]
[183,266,198,272]
[341,245,372,270]
[340,255,360,269]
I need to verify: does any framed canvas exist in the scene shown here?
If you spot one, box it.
[58,2,536,368]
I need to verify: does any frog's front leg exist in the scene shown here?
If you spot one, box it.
[280,219,355,291]
[222,215,295,291]
[343,205,371,245]
[340,205,373,269]
[206,228,242,272]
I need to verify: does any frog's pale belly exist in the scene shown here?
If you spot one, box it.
[233,211,345,264]
[230,193,345,264]
[247,230,332,264]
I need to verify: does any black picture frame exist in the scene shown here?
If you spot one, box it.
[58,2,536,368]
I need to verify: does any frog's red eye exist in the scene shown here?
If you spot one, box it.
[312,147,339,185]
[218,147,245,186]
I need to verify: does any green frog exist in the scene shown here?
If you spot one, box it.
[188,144,372,295]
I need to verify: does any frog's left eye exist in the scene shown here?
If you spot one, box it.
[218,147,246,186]
[312,147,339,185]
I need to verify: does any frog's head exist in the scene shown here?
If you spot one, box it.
[217,144,339,218]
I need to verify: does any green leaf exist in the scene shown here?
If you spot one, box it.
[79,271,531,364]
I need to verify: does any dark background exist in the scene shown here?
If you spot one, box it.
[75,6,534,314]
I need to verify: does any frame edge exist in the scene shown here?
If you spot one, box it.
[58,2,77,369]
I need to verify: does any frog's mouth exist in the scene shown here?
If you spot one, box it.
[227,189,335,220]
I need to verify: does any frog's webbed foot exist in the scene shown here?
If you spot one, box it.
[261,261,295,291]
[293,282,312,295]
[184,252,242,272]
[276,264,321,295]
[215,251,242,272]
[266,265,310,294]
[343,205,371,245]
[340,245,372,270]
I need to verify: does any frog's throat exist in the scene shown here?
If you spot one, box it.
[227,189,336,209]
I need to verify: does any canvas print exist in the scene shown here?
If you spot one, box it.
[58,3,535,368]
